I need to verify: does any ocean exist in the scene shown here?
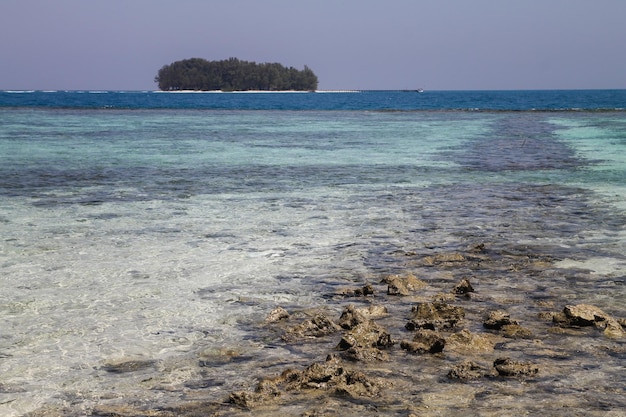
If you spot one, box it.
[1,90,625,416]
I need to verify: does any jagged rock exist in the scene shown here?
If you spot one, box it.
[337,305,369,330]
[483,310,518,330]
[493,357,539,377]
[228,390,265,408]
[556,304,625,338]
[230,355,386,407]
[282,313,341,342]
[406,302,465,331]
[400,329,446,354]
[563,304,608,326]
[337,319,395,361]
[447,360,489,381]
[382,273,427,295]
[265,306,290,324]
[452,278,475,295]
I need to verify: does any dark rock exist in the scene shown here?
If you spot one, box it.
[400,330,446,354]
[406,302,465,331]
[493,357,539,377]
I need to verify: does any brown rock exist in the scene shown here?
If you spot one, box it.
[337,305,369,330]
[483,310,518,330]
[559,304,625,338]
[400,329,446,354]
[276,355,385,398]
[500,324,533,339]
[445,329,496,353]
[493,357,539,377]
[282,313,341,342]
[337,323,394,350]
[265,306,290,324]
[447,360,489,381]
[338,284,375,297]
[383,273,427,295]
[452,278,475,295]
[406,302,465,331]
[563,304,608,326]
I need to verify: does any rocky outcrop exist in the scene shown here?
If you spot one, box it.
[405,301,465,331]
[552,304,625,338]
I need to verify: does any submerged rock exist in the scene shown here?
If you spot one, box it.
[406,301,465,331]
[493,357,539,377]
[101,359,157,374]
[338,283,375,297]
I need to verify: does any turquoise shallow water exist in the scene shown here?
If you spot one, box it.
[0,92,625,415]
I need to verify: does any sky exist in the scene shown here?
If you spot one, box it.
[1,0,625,91]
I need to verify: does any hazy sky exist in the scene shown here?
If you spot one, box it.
[1,0,625,90]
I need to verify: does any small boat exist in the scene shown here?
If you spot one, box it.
[416,88,424,93]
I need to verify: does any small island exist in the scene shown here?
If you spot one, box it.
[154,57,318,91]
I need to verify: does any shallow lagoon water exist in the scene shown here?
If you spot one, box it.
[1,94,626,415]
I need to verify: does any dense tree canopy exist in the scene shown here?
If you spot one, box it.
[155,58,318,91]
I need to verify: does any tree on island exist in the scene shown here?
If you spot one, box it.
[155,57,318,91]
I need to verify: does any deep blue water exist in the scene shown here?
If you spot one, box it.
[1,89,625,111]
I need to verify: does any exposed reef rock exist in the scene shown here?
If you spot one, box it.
[382,273,427,295]
[405,301,465,331]
[337,283,375,297]
[400,329,446,354]
[451,277,475,295]
[228,355,387,409]
[493,357,539,377]
[552,304,625,338]
[447,360,490,381]
[282,313,341,342]
[264,306,290,324]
